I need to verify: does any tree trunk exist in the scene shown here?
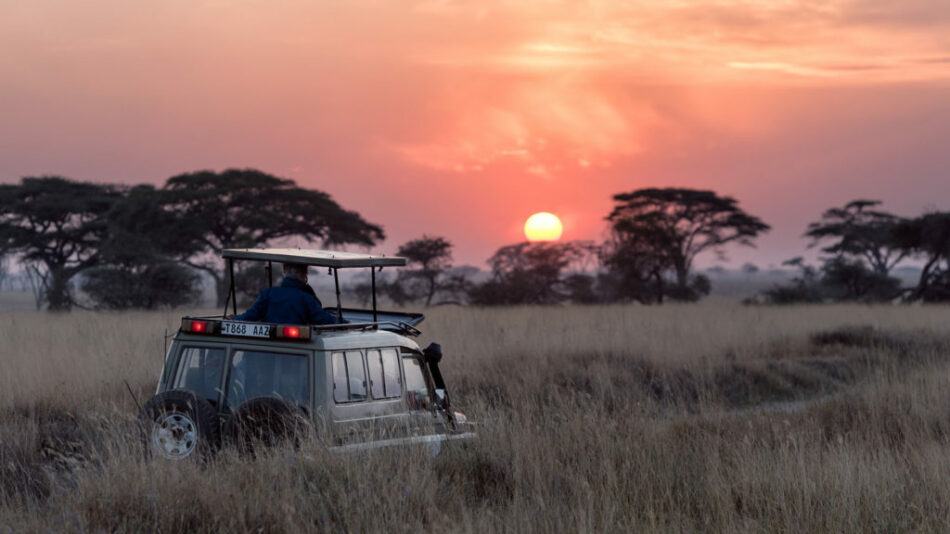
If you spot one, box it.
[214,272,229,308]
[425,276,436,307]
[46,267,72,311]
[868,250,888,276]
[674,261,689,292]
[25,265,48,311]
[911,255,940,301]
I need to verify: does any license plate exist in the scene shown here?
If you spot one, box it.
[221,321,271,338]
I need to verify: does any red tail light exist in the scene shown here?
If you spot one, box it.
[276,325,310,340]
[181,319,217,334]
[281,326,300,338]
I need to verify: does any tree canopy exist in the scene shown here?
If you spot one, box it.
[396,235,454,306]
[605,188,769,302]
[892,212,950,301]
[805,200,906,275]
[0,177,121,310]
[80,185,203,310]
[0,171,387,310]
[469,241,591,305]
[163,168,385,304]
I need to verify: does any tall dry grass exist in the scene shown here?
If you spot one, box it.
[2,304,950,532]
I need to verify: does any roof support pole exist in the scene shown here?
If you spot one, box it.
[333,267,343,324]
[221,282,230,318]
[266,261,273,287]
[371,266,378,323]
[229,258,238,316]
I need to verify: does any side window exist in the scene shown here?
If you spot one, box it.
[346,351,367,400]
[225,350,308,409]
[332,352,348,403]
[367,350,385,399]
[174,347,226,402]
[332,351,368,403]
[381,349,402,398]
[367,349,402,400]
[403,356,431,411]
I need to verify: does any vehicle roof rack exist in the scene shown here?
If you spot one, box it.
[313,321,423,337]
[219,248,409,328]
[222,248,406,268]
[182,315,423,338]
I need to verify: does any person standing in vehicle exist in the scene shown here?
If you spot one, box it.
[233,263,341,324]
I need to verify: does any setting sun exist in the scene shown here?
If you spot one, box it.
[524,212,563,242]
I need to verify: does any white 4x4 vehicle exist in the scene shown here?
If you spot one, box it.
[137,248,475,460]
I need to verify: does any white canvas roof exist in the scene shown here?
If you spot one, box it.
[222,248,406,268]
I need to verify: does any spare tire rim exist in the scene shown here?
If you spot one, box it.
[151,411,198,460]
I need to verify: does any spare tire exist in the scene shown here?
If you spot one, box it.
[223,396,310,455]
[137,390,220,461]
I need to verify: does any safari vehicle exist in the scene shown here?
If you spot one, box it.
[137,248,475,460]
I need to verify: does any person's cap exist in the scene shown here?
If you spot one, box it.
[283,262,307,269]
[283,262,309,275]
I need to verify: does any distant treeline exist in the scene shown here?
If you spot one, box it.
[0,170,383,311]
[396,197,950,307]
[0,170,947,310]
[751,201,950,304]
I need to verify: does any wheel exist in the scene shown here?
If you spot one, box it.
[137,390,221,460]
[223,396,310,455]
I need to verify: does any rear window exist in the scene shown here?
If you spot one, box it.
[225,350,309,409]
[174,346,226,402]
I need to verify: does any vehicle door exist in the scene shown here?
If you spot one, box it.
[220,344,312,414]
[329,348,409,444]
[165,344,229,409]
[401,351,447,436]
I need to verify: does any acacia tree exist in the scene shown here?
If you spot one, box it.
[605,188,769,301]
[396,235,453,306]
[81,185,203,309]
[893,212,950,301]
[0,177,121,310]
[162,169,385,305]
[601,210,680,303]
[805,200,907,275]
[468,241,591,305]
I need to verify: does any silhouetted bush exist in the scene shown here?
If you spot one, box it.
[81,262,200,310]
[756,257,900,304]
[820,257,901,301]
[468,242,592,305]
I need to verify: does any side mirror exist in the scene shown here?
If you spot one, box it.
[424,343,450,411]
[423,343,443,364]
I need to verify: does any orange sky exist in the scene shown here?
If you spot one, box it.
[2,1,949,267]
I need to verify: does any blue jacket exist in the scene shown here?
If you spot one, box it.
[234,277,340,325]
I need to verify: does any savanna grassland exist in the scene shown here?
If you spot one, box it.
[3,305,950,532]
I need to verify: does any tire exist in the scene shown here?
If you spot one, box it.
[223,396,310,456]
[137,390,221,461]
